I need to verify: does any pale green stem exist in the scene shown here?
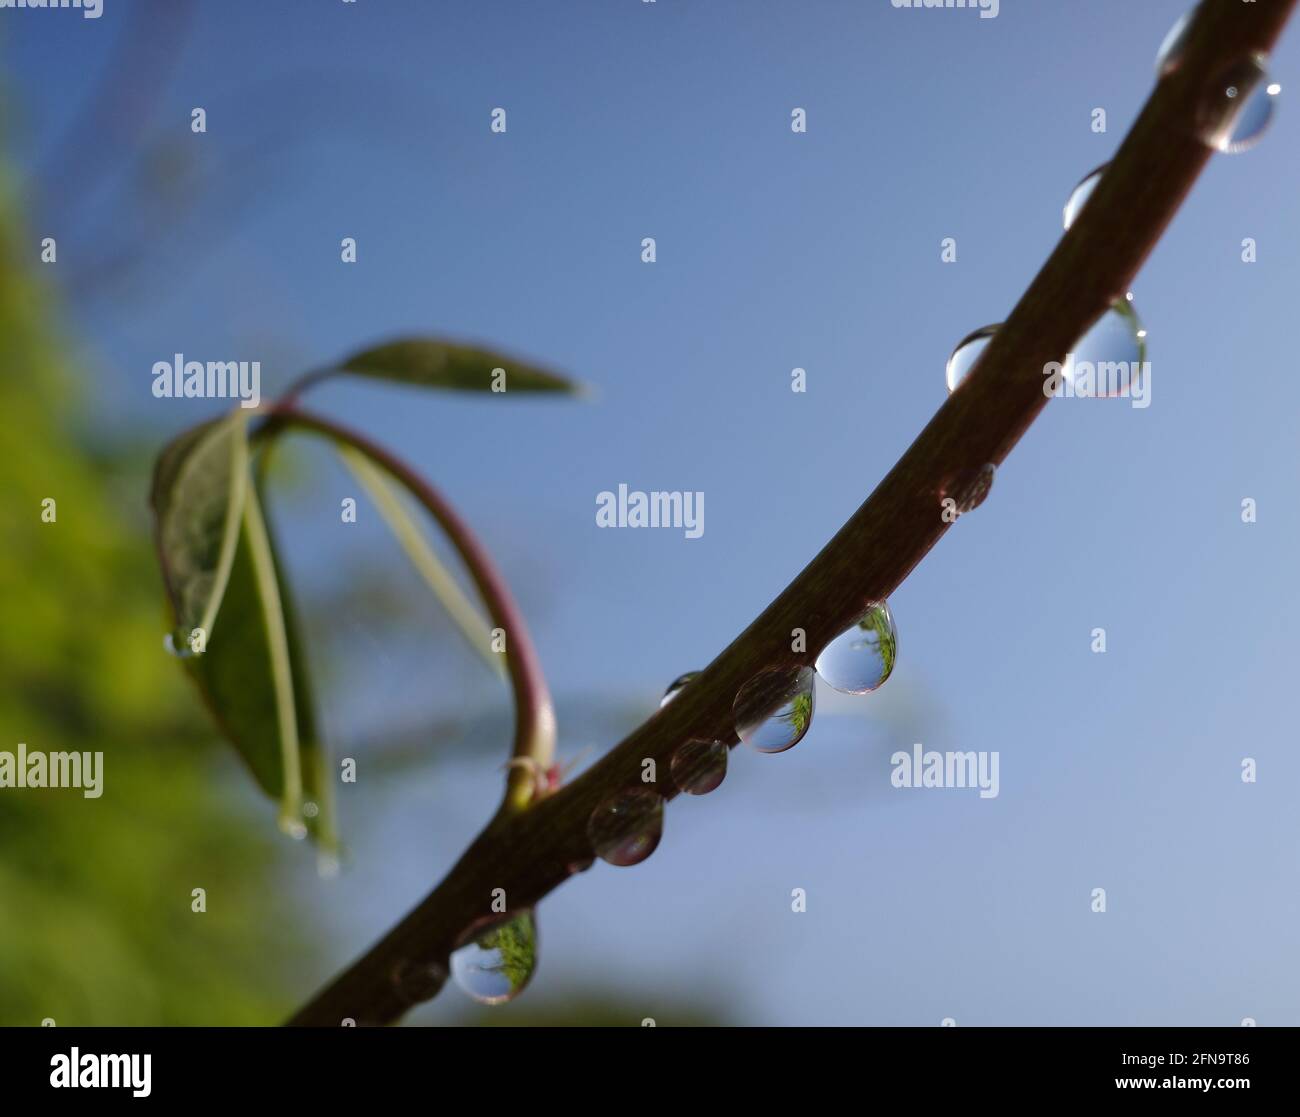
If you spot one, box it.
[335,445,504,678]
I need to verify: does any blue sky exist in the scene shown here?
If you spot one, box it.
[6,0,1300,1024]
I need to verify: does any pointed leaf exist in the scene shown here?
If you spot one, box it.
[338,337,581,395]
[150,412,250,647]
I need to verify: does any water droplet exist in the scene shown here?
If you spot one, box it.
[733,666,815,754]
[302,800,320,819]
[163,628,200,659]
[278,809,308,841]
[814,602,898,695]
[1056,297,1147,398]
[669,739,728,795]
[316,852,341,879]
[1062,164,1106,231]
[391,958,448,1005]
[1199,55,1278,153]
[660,671,699,707]
[450,911,538,1005]
[945,325,998,394]
[588,787,664,866]
[1155,7,1195,76]
[942,464,996,517]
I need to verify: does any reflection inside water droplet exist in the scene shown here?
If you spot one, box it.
[733,666,815,754]
[945,325,999,394]
[660,671,699,707]
[669,739,728,795]
[391,957,448,1005]
[1063,164,1106,231]
[587,787,664,866]
[450,911,537,1005]
[1199,54,1278,153]
[814,602,898,695]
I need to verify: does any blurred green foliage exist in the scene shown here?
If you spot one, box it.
[0,175,309,1025]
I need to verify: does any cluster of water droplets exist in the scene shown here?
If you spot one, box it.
[727,602,899,755]
[652,7,1278,850]
[946,6,1276,462]
[378,7,1286,1014]
[581,602,900,878]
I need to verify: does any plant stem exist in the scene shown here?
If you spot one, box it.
[253,407,556,817]
[285,0,1298,1025]
[335,443,505,679]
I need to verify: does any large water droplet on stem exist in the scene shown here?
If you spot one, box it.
[1055,296,1147,398]
[660,671,699,707]
[1198,55,1279,153]
[815,602,898,695]
[450,911,538,1005]
[587,788,664,866]
[670,739,728,795]
[733,666,815,754]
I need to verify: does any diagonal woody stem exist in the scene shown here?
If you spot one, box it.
[285,0,1298,1025]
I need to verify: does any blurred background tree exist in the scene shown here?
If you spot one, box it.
[0,168,311,1025]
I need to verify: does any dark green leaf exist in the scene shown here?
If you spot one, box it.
[339,337,581,395]
[183,482,336,851]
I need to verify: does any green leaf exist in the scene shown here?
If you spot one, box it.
[182,479,336,854]
[338,337,582,395]
[150,412,250,649]
[336,444,503,678]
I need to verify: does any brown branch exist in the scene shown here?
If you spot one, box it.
[285,0,1298,1026]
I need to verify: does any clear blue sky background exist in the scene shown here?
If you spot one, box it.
[6,0,1300,1024]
